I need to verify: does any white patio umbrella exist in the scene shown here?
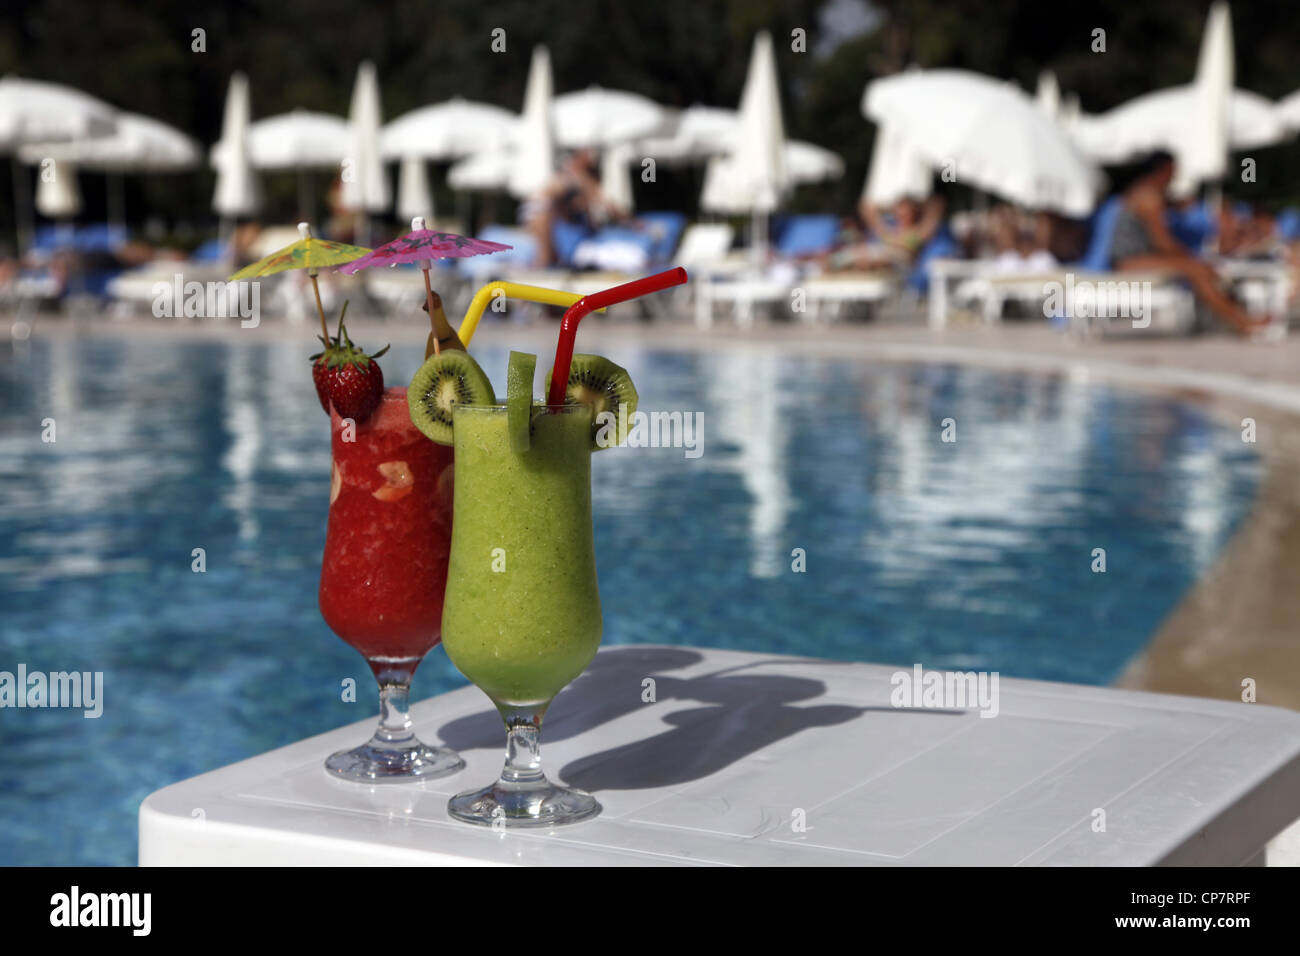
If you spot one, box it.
[341,60,389,231]
[863,68,1103,216]
[642,105,841,188]
[23,112,199,232]
[1072,5,1288,188]
[552,86,667,149]
[1035,70,1061,119]
[1073,87,1287,165]
[235,110,348,170]
[396,154,433,221]
[701,149,839,214]
[508,45,556,200]
[1060,93,1082,132]
[701,31,788,264]
[731,31,788,216]
[214,110,348,222]
[1279,89,1300,131]
[23,112,198,172]
[600,143,635,215]
[637,104,735,163]
[862,122,932,205]
[1176,0,1233,197]
[0,76,118,149]
[448,148,513,191]
[35,159,81,218]
[381,98,515,160]
[783,141,843,183]
[212,72,261,223]
[697,155,748,214]
[0,76,119,250]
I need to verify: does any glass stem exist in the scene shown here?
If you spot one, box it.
[498,705,549,787]
[371,682,415,750]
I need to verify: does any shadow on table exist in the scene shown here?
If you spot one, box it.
[435,646,709,753]
[435,645,963,791]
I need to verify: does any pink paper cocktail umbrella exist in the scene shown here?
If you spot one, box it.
[338,217,510,353]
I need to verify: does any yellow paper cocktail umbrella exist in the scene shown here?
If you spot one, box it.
[228,222,370,341]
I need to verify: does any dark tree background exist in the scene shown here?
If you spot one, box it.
[1,0,1296,240]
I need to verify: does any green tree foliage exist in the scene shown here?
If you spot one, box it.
[0,0,1296,235]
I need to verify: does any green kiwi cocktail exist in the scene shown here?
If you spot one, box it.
[440,401,605,827]
[408,268,688,828]
[441,404,601,707]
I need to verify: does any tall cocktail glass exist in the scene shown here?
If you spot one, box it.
[319,386,465,782]
[441,403,602,826]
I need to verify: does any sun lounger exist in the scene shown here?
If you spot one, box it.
[800,271,896,323]
[675,222,736,271]
[928,197,1287,338]
[570,211,687,275]
[695,215,840,328]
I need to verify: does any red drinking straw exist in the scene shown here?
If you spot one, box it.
[547,267,689,407]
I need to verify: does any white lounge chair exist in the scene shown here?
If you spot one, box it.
[800,271,896,324]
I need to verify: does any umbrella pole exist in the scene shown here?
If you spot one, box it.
[297,166,314,224]
[309,270,330,342]
[107,172,126,236]
[11,157,33,255]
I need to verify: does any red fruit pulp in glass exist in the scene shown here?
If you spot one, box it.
[319,387,454,661]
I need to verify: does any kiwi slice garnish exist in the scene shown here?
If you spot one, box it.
[506,350,536,453]
[408,350,495,445]
[545,353,638,450]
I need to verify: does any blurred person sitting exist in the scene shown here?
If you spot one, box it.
[986,204,1057,273]
[827,194,945,271]
[523,149,627,267]
[1111,150,1271,336]
[1217,202,1280,259]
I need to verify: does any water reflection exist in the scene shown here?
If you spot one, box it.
[222,353,262,545]
[701,349,794,579]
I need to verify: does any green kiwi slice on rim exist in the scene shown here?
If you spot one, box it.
[408,350,495,445]
[545,353,638,450]
[506,350,537,452]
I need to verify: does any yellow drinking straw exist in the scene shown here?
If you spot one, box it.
[457,281,605,347]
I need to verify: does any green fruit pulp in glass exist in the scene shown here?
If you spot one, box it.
[441,405,602,706]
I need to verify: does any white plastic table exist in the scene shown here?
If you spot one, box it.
[139,646,1300,866]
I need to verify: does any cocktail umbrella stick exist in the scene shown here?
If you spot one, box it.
[422,266,441,356]
[422,287,469,359]
[309,269,330,342]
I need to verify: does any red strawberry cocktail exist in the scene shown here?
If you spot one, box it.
[316,372,464,782]
[319,387,453,661]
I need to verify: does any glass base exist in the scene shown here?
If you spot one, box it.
[448,778,601,828]
[325,740,465,784]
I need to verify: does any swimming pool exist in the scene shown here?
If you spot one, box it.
[0,333,1262,864]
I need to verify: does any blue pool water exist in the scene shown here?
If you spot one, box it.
[0,333,1262,864]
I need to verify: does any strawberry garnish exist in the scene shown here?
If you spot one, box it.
[311,348,336,412]
[309,302,389,422]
